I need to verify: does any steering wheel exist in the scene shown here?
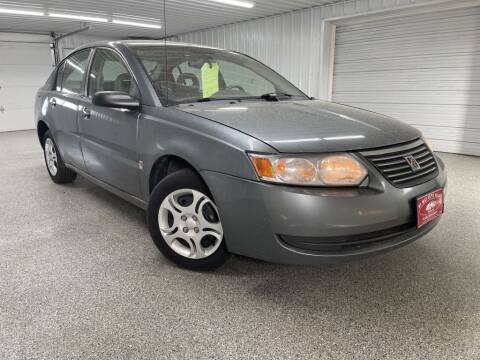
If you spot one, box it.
[225,85,245,92]
[177,73,199,87]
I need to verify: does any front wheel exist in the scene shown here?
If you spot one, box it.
[147,168,229,270]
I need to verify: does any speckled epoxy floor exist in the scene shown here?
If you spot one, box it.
[1,130,479,360]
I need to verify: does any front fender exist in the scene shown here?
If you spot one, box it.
[138,106,275,201]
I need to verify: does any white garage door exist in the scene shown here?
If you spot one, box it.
[333,7,480,156]
[0,34,53,132]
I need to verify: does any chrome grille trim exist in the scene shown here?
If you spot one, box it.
[360,138,438,188]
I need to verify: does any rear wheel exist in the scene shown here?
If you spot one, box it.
[147,168,228,270]
[43,131,77,184]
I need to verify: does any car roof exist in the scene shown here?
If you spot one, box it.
[73,40,225,53]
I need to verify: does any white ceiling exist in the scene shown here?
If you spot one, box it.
[0,0,346,38]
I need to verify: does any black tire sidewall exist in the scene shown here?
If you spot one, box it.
[147,168,228,270]
[43,131,76,184]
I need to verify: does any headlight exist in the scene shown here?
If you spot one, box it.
[249,153,368,186]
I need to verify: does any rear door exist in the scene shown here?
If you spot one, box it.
[77,47,141,197]
[48,49,91,170]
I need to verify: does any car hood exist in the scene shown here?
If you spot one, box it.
[178,100,421,153]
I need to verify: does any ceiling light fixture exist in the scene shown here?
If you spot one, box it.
[112,19,162,29]
[0,8,44,16]
[49,12,108,22]
[207,0,255,8]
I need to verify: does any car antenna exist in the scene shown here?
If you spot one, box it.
[163,0,168,107]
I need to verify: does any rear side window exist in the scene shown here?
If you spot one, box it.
[61,49,90,95]
[88,48,139,98]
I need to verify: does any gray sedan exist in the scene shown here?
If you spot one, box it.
[35,41,446,270]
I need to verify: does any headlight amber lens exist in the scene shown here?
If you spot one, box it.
[318,155,367,185]
[251,156,276,179]
[275,158,316,183]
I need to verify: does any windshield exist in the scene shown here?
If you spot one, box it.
[129,44,308,106]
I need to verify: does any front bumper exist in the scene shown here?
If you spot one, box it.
[201,156,447,265]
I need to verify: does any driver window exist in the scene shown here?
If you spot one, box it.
[88,49,139,98]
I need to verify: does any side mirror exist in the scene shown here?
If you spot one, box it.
[92,91,140,110]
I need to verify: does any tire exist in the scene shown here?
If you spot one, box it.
[147,168,229,270]
[43,130,77,184]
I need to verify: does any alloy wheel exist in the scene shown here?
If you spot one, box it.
[44,138,58,176]
[158,189,223,259]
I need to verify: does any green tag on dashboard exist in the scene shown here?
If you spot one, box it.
[201,62,220,98]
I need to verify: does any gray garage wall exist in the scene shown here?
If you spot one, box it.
[176,8,329,99]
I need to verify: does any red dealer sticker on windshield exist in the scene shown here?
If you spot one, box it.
[416,188,444,229]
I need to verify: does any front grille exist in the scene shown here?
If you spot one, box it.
[360,138,438,188]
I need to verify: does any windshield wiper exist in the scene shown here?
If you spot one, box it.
[191,97,242,103]
[260,93,293,102]
[181,93,295,105]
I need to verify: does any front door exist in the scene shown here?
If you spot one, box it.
[77,48,141,198]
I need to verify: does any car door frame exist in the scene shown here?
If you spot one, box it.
[77,45,144,198]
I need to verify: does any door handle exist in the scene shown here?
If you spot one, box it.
[0,105,5,113]
[49,98,57,107]
[82,107,91,119]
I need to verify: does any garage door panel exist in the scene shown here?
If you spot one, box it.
[0,38,52,132]
[335,33,480,61]
[336,11,480,44]
[334,77,480,93]
[334,91,480,106]
[0,66,52,87]
[418,126,480,143]
[0,43,51,65]
[336,6,480,33]
[2,86,40,109]
[0,109,35,132]
[429,139,480,156]
[346,103,480,129]
[335,54,480,73]
[333,7,480,156]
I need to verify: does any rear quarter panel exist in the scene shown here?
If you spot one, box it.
[35,87,53,139]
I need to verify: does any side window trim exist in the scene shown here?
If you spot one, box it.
[87,47,142,101]
[55,62,65,92]
[82,48,95,97]
[86,47,101,98]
